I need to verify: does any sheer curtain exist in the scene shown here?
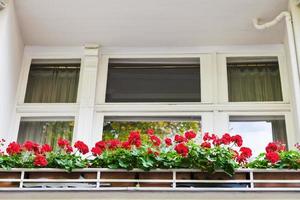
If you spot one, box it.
[227,63,283,102]
[25,64,80,103]
[17,121,74,148]
[271,120,288,146]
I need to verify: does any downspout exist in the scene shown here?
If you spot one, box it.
[253,11,300,141]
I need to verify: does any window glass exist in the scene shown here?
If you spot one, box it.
[17,117,74,148]
[25,59,81,103]
[229,116,287,157]
[103,116,201,141]
[227,57,283,102]
[106,58,201,102]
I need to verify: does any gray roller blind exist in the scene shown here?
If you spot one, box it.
[106,58,201,102]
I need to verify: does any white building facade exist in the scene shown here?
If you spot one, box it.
[0,0,300,199]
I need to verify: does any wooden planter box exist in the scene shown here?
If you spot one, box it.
[254,171,300,188]
[138,172,173,187]
[176,171,249,188]
[0,172,20,188]
[28,172,81,179]
[84,172,137,187]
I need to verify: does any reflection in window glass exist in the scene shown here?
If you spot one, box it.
[17,118,74,148]
[227,57,283,102]
[25,60,81,103]
[229,116,287,157]
[103,116,201,141]
[106,58,201,102]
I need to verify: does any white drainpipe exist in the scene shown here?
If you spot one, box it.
[253,11,300,141]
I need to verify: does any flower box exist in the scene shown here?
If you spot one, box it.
[254,171,300,188]
[84,171,137,187]
[28,172,81,180]
[138,172,173,187]
[0,172,20,188]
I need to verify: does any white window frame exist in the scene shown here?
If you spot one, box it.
[217,53,290,104]
[217,111,295,150]
[96,54,214,104]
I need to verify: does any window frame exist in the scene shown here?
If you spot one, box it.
[96,54,214,105]
[217,53,290,104]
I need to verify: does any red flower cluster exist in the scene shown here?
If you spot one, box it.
[57,138,73,153]
[34,154,48,167]
[235,147,252,164]
[6,142,22,155]
[23,140,40,152]
[128,131,142,148]
[174,143,189,157]
[185,131,197,140]
[147,129,155,136]
[164,138,172,146]
[264,142,285,164]
[41,144,52,153]
[74,141,89,155]
[106,139,121,150]
[201,142,211,148]
[266,151,280,164]
[174,135,187,143]
[91,146,102,156]
[150,135,161,146]
[202,132,243,147]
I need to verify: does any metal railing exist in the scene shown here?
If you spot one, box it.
[0,168,300,191]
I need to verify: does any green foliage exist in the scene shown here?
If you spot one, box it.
[248,151,300,169]
[47,151,88,172]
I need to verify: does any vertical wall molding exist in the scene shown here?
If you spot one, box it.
[75,45,100,145]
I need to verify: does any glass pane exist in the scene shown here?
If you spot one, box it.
[106,58,201,102]
[103,116,201,141]
[229,116,287,157]
[227,57,283,102]
[17,118,74,148]
[25,60,80,103]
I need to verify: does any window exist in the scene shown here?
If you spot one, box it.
[106,58,201,102]
[24,59,81,103]
[227,57,283,102]
[102,116,201,141]
[229,116,287,157]
[17,117,74,148]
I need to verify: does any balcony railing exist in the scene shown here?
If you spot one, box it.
[0,168,300,191]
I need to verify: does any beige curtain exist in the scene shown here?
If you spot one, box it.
[271,120,288,147]
[228,64,283,102]
[25,65,80,103]
[17,121,74,148]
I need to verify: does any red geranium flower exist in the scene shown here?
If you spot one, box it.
[121,141,131,149]
[147,129,155,136]
[91,147,102,156]
[266,142,278,153]
[128,131,141,147]
[164,138,172,146]
[203,132,210,141]
[74,141,89,155]
[34,154,48,167]
[41,144,52,153]
[6,142,22,155]
[66,145,73,153]
[266,151,280,164]
[201,142,211,148]
[174,143,189,157]
[231,135,243,147]
[150,135,161,146]
[174,134,187,143]
[221,133,232,145]
[106,139,121,150]
[95,141,106,150]
[57,138,70,148]
[184,131,197,140]
[23,140,40,152]
[240,147,252,158]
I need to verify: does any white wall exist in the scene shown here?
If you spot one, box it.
[290,0,300,64]
[0,0,24,137]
